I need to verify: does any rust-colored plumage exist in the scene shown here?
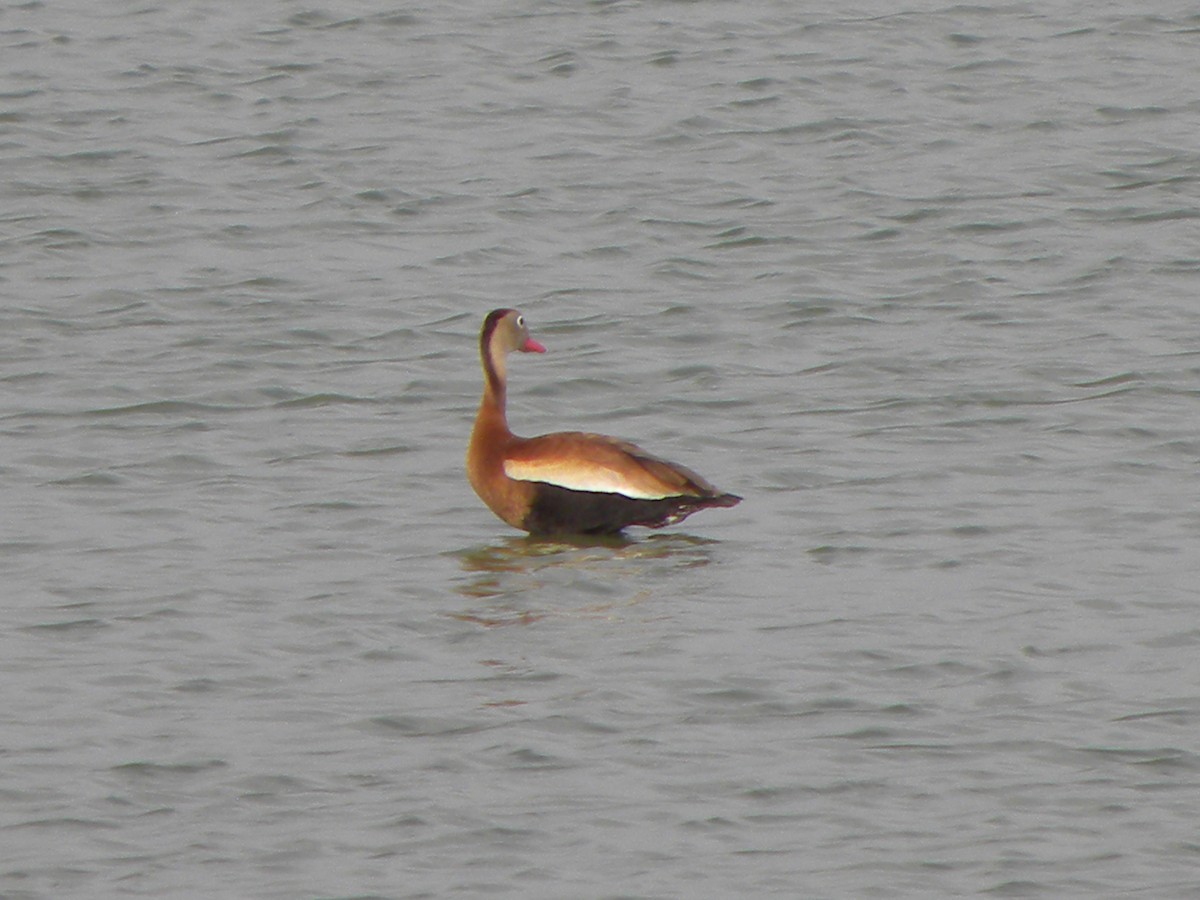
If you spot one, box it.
[466,309,741,535]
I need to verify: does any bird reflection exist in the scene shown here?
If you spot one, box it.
[449,532,718,626]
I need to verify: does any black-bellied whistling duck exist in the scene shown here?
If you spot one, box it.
[467,308,741,535]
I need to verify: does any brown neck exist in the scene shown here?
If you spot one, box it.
[478,324,509,430]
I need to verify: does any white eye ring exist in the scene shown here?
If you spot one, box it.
[516,315,525,327]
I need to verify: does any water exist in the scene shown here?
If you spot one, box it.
[3,2,1200,897]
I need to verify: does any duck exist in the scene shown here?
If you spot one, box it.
[467,308,741,535]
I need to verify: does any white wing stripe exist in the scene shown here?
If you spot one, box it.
[504,460,672,500]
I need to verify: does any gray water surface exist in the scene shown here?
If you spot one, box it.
[4,2,1200,898]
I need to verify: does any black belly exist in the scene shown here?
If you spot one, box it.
[521,482,731,535]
